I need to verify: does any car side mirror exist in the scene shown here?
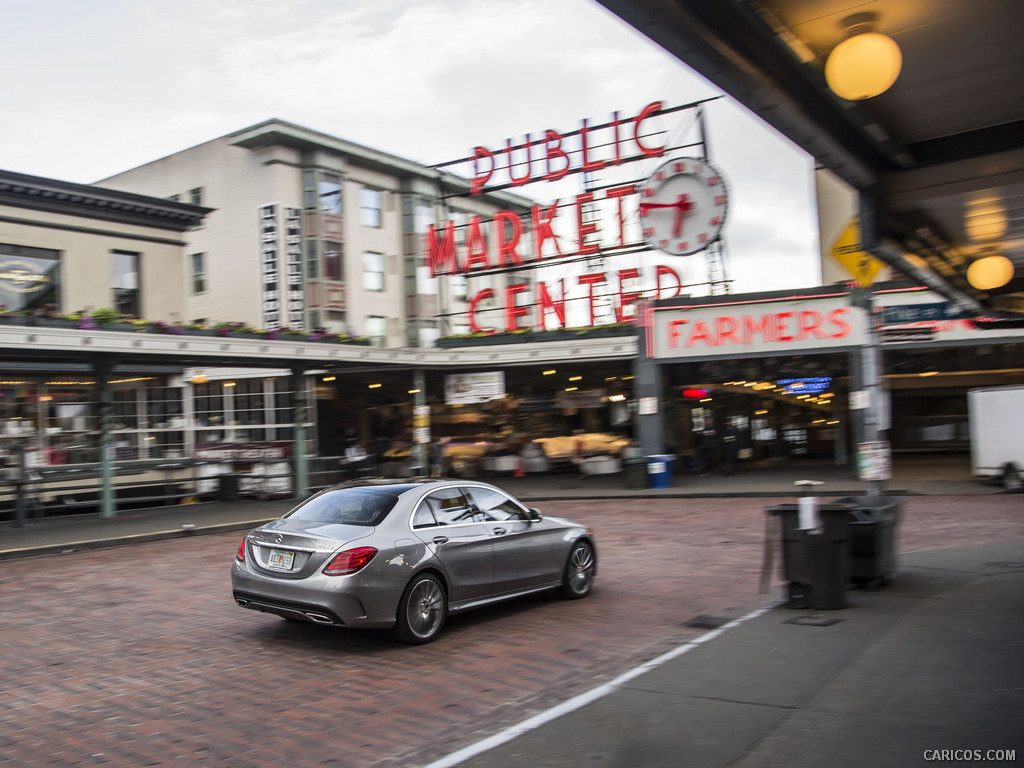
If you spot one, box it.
[527,508,543,522]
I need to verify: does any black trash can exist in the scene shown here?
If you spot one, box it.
[768,502,854,610]
[622,457,647,490]
[833,495,903,587]
[217,473,240,502]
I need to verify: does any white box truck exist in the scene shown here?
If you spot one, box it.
[968,385,1024,492]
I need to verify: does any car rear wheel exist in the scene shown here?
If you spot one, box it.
[560,541,595,599]
[393,573,447,644]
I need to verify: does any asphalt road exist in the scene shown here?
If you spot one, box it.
[1,495,1020,768]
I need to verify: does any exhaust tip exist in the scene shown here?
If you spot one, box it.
[235,599,249,607]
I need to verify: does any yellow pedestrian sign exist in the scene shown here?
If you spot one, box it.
[830,217,886,285]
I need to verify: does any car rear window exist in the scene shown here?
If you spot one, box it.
[286,488,399,526]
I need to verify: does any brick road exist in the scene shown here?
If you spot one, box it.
[1,496,1020,767]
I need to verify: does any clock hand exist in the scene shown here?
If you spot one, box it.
[672,194,694,237]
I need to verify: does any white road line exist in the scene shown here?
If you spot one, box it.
[418,603,776,768]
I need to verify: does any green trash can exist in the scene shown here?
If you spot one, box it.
[623,457,646,489]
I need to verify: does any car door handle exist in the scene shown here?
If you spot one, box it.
[492,528,507,536]
[432,536,449,544]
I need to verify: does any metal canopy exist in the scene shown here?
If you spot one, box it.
[597,0,1024,318]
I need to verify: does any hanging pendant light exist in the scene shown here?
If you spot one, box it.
[966,253,1015,291]
[825,13,902,101]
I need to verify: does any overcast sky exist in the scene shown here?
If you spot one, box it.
[2,0,821,295]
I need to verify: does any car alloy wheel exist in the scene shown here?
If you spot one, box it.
[561,541,595,599]
[394,573,447,644]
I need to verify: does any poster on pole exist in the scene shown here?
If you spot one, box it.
[856,441,891,481]
[445,372,505,405]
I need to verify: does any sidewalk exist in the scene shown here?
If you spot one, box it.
[0,456,1004,560]
[433,543,1024,768]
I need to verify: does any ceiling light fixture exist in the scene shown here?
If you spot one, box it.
[825,13,902,100]
[967,253,1015,291]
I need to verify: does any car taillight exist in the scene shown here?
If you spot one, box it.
[236,539,246,561]
[322,546,378,576]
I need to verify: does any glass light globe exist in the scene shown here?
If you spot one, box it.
[966,255,1015,291]
[825,32,902,100]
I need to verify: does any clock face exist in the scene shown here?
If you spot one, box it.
[639,157,728,256]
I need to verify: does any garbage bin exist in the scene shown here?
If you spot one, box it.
[833,495,903,587]
[645,454,675,489]
[217,473,240,502]
[767,502,854,610]
[622,457,647,489]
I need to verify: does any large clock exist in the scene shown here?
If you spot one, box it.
[638,157,728,256]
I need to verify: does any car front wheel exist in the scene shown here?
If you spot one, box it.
[393,573,447,644]
[560,541,596,599]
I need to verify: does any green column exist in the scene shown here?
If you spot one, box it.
[95,359,115,518]
[412,369,427,476]
[291,367,309,499]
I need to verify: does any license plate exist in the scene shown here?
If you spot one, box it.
[267,549,295,570]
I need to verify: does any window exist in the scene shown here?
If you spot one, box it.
[166,194,180,202]
[305,240,319,280]
[111,251,140,317]
[365,316,386,347]
[190,187,204,206]
[324,243,344,281]
[466,487,529,521]
[359,188,382,227]
[190,253,205,294]
[362,251,384,291]
[450,274,468,301]
[424,488,475,526]
[0,242,60,312]
[319,173,342,214]
[288,487,399,527]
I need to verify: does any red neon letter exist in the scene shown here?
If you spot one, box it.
[715,316,741,345]
[634,101,666,158]
[580,118,606,172]
[668,319,688,348]
[742,314,775,343]
[655,265,682,299]
[610,111,623,166]
[462,216,490,272]
[470,146,494,196]
[538,280,566,330]
[686,319,717,347]
[616,268,641,323]
[468,289,495,334]
[797,311,825,339]
[827,308,852,338]
[776,312,795,342]
[504,283,530,332]
[577,272,606,326]
[505,135,533,187]
[494,211,524,267]
[426,221,457,277]
[544,130,570,182]
[575,193,600,256]
[606,184,635,246]
[531,201,563,261]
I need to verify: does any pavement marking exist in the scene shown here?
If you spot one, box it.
[418,602,776,768]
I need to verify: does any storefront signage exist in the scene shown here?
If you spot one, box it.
[445,372,506,405]
[429,101,717,335]
[777,377,832,394]
[881,303,962,325]
[647,292,867,360]
[284,207,304,329]
[554,389,607,409]
[259,204,281,330]
[194,441,292,462]
[879,327,935,344]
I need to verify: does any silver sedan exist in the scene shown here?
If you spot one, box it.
[231,479,597,643]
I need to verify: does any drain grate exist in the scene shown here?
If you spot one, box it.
[785,615,843,627]
[685,614,732,630]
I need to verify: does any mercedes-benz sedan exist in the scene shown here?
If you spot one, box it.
[231,479,597,643]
